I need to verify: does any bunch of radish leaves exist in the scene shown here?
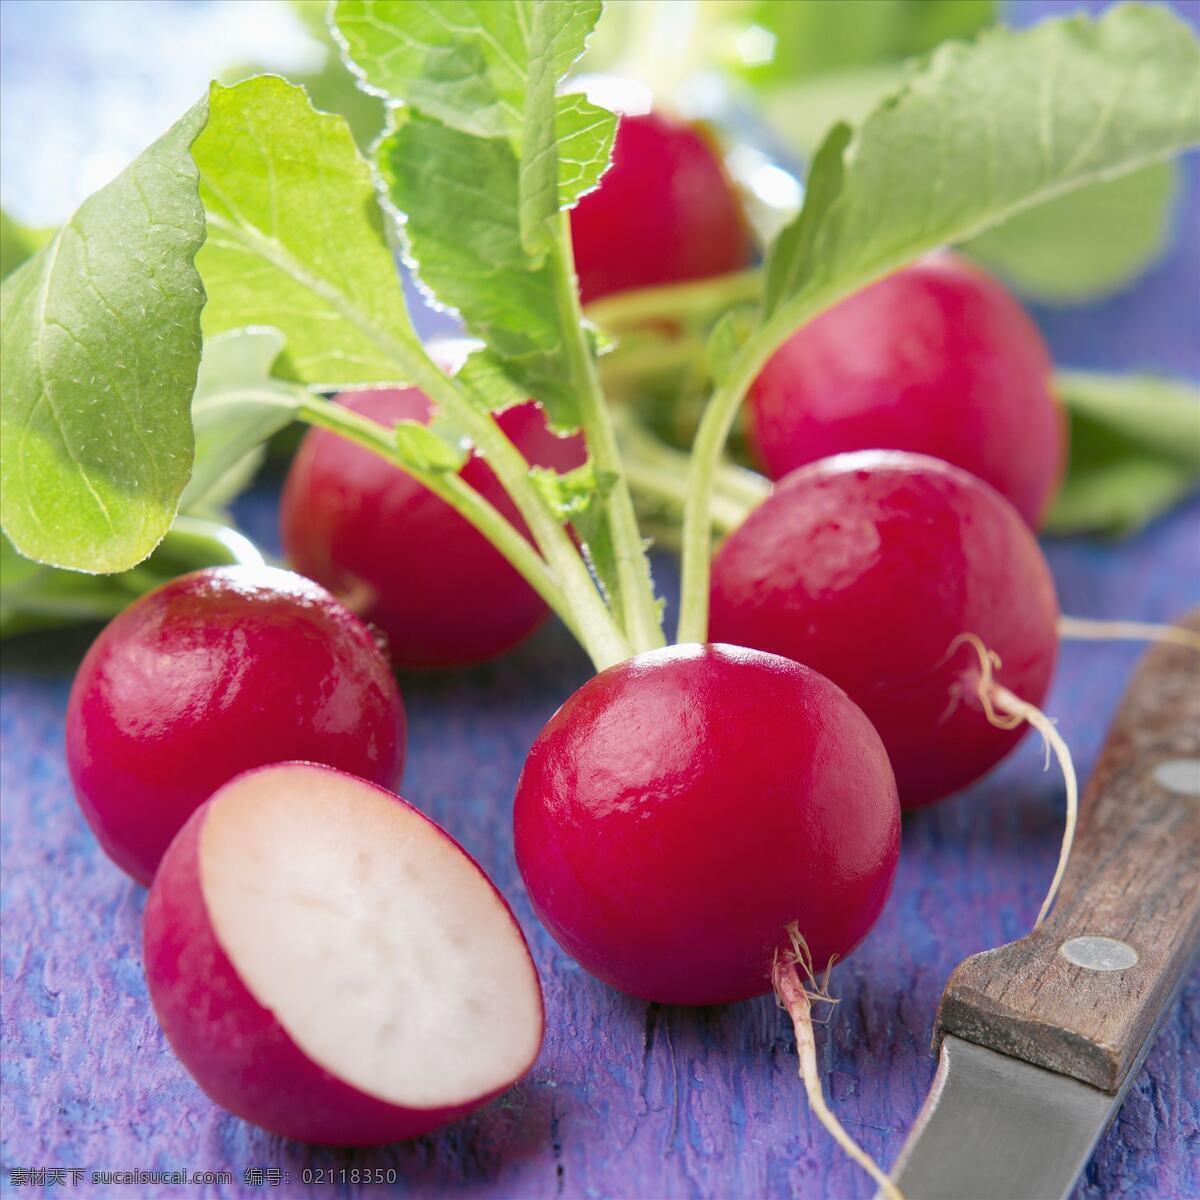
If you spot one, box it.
[2,0,1198,650]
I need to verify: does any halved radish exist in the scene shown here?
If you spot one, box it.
[143,762,544,1144]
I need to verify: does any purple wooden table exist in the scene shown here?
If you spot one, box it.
[2,2,1199,1197]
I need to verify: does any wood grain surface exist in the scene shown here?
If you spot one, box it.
[938,616,1200,1091]
[3,506,1199,1200]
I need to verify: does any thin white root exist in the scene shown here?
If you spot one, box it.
[947,634,1079,929]
[1057,615,1200,652]
[772,927,904,1200]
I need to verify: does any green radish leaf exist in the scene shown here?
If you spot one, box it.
[530,459,612,520]
[194,75,421,389]
[0,210,56,281]
[1046,371,1200,536]
[519,1,560,255]
[739,0,998,87]
[571,478,622,612]
[530,459,622,607]
[761,64,1180,306]
[457,343,584,450]
[378,114,580,426]
[555,92,618,208]
[457,347,540,415]
[1056,370,1200,468]
[760,6,1200,350]
[333,0,601,139]
[344,0,613,427]
[371,0,614,430]
[708,304,761,386]
[182,327,307,515]
[1,517,263,639]
[1046,446,1194,537]
[964,162,1178,304]
[0,100,208,575]
[334,0,610,228]
[393,419,470,473]
[1,531,137,637]
[380,113,560,362]
[242,0,387,151]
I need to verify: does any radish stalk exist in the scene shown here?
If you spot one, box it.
[547,212,664,653]
[616,411,767,535]
[291,391,594,668]
[624,422,1198,662]
[677,349,766,642]
[409,360,638,670]
[585,269,760,333]
[297,394,628,670]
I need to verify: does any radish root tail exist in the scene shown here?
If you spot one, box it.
[1057,615,1200,652]
[772,925,905,1200]
[947,633,1078,928]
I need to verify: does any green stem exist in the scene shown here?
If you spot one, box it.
[586,269,762,333]
[298,394,625,669]
[676,345,767,643]
[625,458,752,536]
[409,361,630,669]
[677,291,869,643]
[598,334,704,391]
[204,206,634,661]
[616,411,769,533]
[548,210,664,653]
[160,515,266,570]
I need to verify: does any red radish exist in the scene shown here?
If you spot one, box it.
[709,451,1060,808]
[143,762,544,1143]
[281,390,585,669]
[513,643,900,1005]
[66,566,405,885]
[745,254,1065,527]
[570,111,753,305]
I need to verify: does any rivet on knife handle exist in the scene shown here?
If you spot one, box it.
[935,610,1200,1093]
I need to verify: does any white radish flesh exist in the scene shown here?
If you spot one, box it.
[144,762,544,1144]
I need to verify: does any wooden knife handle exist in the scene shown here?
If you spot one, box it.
[935,611,1200,1093]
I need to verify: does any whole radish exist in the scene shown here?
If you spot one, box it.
[66,566,405,884]
[281,389,584,669]
[144,762,543,1143]
[570,110,753,304]
[745,254,1065,527]
[514,643,900,1005]
[710,451,1060,808]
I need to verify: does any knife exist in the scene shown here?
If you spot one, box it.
[886,612,1200,1200]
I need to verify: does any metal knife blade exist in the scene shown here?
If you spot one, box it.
[888,1036,1122,1200]
[880,616,1200,1200]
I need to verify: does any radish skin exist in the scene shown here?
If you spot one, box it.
[745,254,1064,528]
[710,452,1060,808]
[66,566,406,885]
[569,111,752,305]
[144,763,544,1144]
[514,643,900,1005]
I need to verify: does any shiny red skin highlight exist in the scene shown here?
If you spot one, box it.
[569,111,753,305]
[710,452,1060,809]
[513,644,900,1005]
[281,390,584,669]
[65,567,405,885]
[143,765,543,1144]
[745,254,1065,527]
